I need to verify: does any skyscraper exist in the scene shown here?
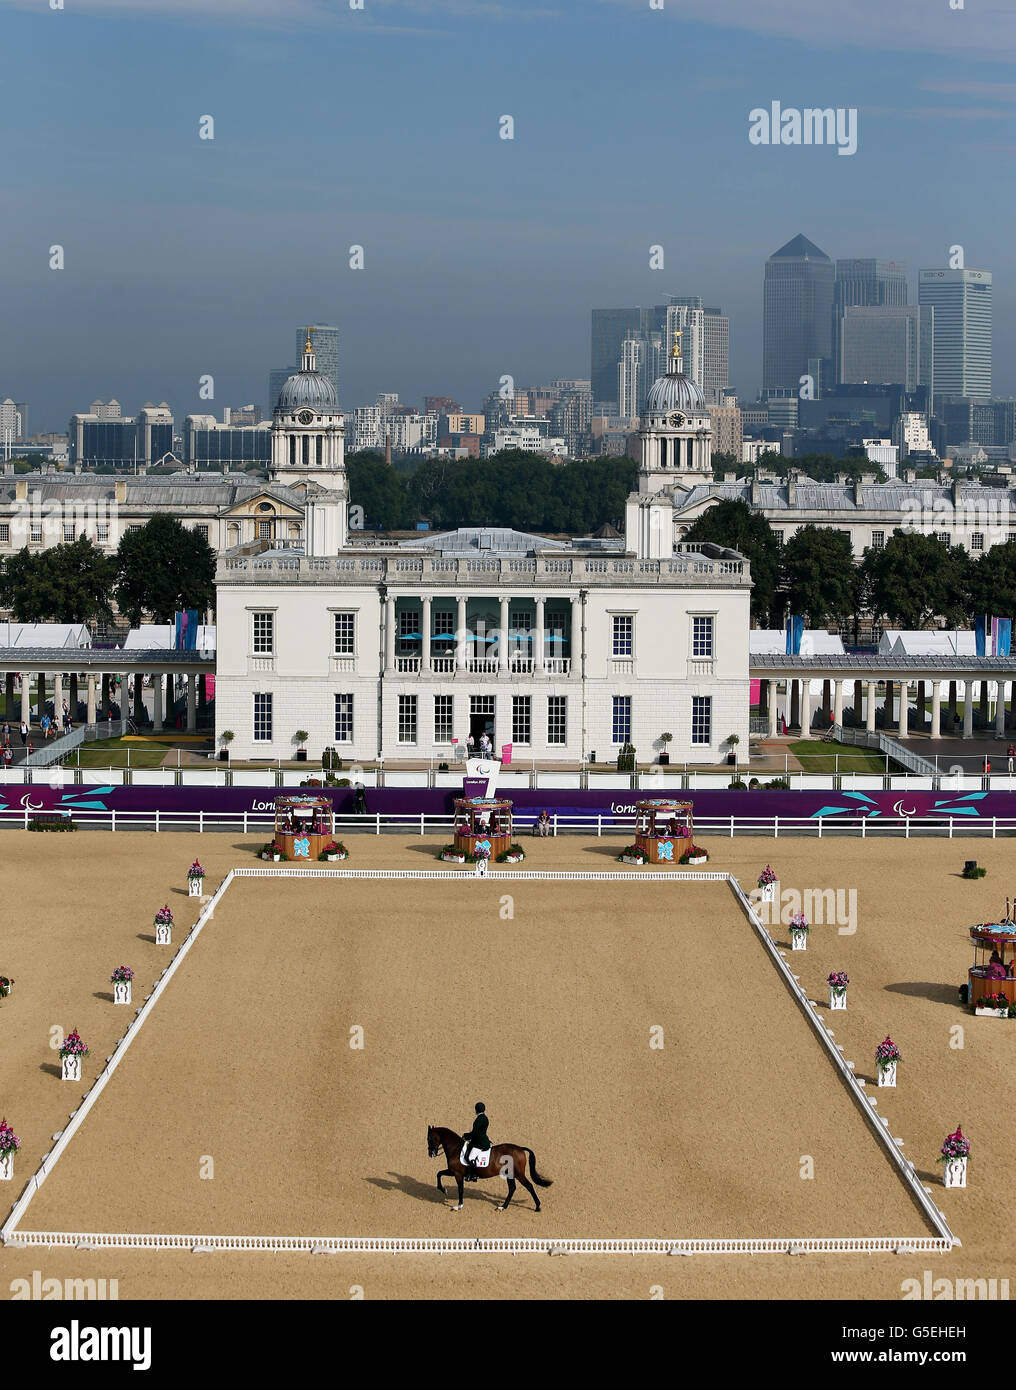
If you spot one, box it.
[268,367,296,416]
[839,305,923,392]
[590,307,653,405]
[295,325,340,403]
[832,258,907,382]
[918,268,992,402]
[762,234,834,393]
[657,296,729,404]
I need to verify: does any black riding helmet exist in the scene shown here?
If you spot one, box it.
[474,1102,485,1114]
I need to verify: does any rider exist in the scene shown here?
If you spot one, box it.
[462,1102,491,1182]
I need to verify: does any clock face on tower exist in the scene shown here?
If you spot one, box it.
[297,410,315,426]
[667,411,686,428]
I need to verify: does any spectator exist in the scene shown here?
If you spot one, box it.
[1008,743,1015,774]
[19,720,27,746]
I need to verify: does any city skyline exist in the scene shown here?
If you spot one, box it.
[4,0,1016,430]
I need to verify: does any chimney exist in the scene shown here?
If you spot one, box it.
[723,471,737,483]
[15,479,27,502]
[385,432,392,467]
[750,478,762,507]
[115,480,127,504]
[786,475,796,506]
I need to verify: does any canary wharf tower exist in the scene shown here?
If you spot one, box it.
[763,234,834,392]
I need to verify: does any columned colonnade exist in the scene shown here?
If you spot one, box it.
[0,654,214,734]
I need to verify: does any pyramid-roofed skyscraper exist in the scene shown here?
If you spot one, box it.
[763,234,834,393]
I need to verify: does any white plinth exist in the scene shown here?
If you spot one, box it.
[474,859,488,877]
[829,989,847,1010]
[790,929,808,951]
[61,1054,82,1082]
[188,878,204,897]
[113,980,132,1005]
[943,1156,968,1189]
[621,856,645,866]
[760,882,776,903]
[155,922,172,946]
[877,1061,897,1088]
[0,1151,13,1181]
[687,855,708,866]
[975,1006,1008,1018]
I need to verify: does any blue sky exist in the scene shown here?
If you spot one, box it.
[4,0,1016,430]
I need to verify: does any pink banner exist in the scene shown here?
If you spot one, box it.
[501,743,512,765]
[750,679,761,705]
[205,674,215,700]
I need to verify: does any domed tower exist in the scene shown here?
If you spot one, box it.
[270,330,346,491]
[638,331,713,494]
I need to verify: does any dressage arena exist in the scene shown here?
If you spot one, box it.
[1,833,1013,1300]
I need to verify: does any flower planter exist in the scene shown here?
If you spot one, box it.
[441,853,466,864]
[502,854,524,864]
[828,988,847,1010]
[61,1054,82,1082]
[188,878,204,898]
[687,855,708,866]
[790,928,808,951]
[877,1061,897,1088]
[621,855,646,866]
[759,882,776,904]
[943,1156,967,1189]
[0,1151,13,1181]
[113,980,132,1005]
[154,922,172,946]
[975,1006,1009,1018]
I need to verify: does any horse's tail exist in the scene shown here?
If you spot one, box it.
[525,1148,552,1187]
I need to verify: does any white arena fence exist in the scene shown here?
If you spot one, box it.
[3,806,1016,839]
[1,866,956,1259]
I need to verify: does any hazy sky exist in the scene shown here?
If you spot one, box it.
[4,0,1016,431]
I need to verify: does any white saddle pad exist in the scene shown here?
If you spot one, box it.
[461,1142,491,1167]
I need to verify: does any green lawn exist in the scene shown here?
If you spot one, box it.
[72,737,176,769]
[786,739,889,774]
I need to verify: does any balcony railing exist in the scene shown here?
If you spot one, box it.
[544,657,571,676]
[467,657,500,674]
[395,656,421,674]
[431,655,455,674]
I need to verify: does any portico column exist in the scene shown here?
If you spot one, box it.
[833,678,843,730]
[768,682,779,738]
[86,675,96,725]
[996,681,1006,736]
[53,673,63,723]
[534,596,546,675]
[854,679,863,727]
[455,596,467,672]
[152,673,163,732]
[963,680,974,740]
[20,676,30,726]
[421,596,432,672]
[385,595,396,673]
[898,679,909,738]
[186,673,197,732]
[569,595,579,675]
[866,681,877,733]
[799,680,812,738]
[498,596,510,674]
[931,680,943,740]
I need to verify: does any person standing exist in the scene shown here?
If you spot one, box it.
[1008,743,1015,774]
[19,720,27,747]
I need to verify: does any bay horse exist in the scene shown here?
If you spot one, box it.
[427,1125,552,1212]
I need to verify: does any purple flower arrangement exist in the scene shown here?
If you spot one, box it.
[110,965,134,984]
[187,860,205,880]
[938,1126,970,1163]
[789,912,809,933]
[757,865,777,887]
[827,971,849,993]
[154,906,173,926]
[58,1029,89,1060]
[0,1118,20,1157]
[875,1036,901,1068]
[0,975,12,999]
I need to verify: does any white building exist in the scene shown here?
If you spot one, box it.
[483,429,567,458]
[214,338,752,764]
[893,412,933,460]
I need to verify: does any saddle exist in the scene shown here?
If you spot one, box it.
[460,1142,491,1168]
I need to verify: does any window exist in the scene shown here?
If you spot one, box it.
[871,530,885,549]
[0,524,8,545]
[196,524,209,542]
[63,523,75,543]
[548,695,567,746]
[128,524,142,533]
[253,692,273,742]
[434,694,454,742]
[30,523,42,544]
[252,611,274,655]
[334,693,353,743]
[611,614,633,657]
[772,529,784,545]
[935,531,950,545]
[398,694,417,743]
[333,612,355,655]
[691,695,712,745]
[612,695,631,745]
[398,609,421,651]
[971,532,984,551]
[433,608,455,650]
[691,615,714,658]
[1008,532,1016,546]
[257,519,272,540]
[96,522,109,543]
[512,695,531,746]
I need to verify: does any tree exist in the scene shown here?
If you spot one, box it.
[1,538,116,623]
[863,530,968,629]
[967,540,1016,623]
[115,515,216,625]
[781,525,858,628]
[682,499,781,624]
[346,451,410,531]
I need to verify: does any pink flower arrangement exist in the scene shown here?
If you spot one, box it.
[789,912,809,932]
[0,1118,20,1157]
[110,965,134,984]
[827,971,849,992]
[154,906,173,926]
[58,1029,89,1060]
[757,865,777,887]
[875,1036,901,1068]
[938,1126,970,1163]
[187,860,205,880]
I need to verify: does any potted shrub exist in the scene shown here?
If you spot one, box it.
[218,729,235,763]
[727,778,747,790]
[789,911,809,951]
[319,841,348,862]
[440,843,467,864]
[827,971,849,1010]
[0,1117,20,1182]
[294,730,310,763]
[59,1028,89,1082]
[962,861,986,880]
[618,844,648,866]
[496,844,525,864]
[974,991,1010,1018]
[679,845,709,865]
[659,732,673,766]
[939,1126,970,1188]
[154,906,173,946]
[110,965,134,1006]
[875,1036,901,1088]
[616,742,636,773]
[725,733,740,767]
[0,975,13,1000]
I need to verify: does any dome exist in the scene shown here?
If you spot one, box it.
[275,370,338,413]
[645,371,706,415]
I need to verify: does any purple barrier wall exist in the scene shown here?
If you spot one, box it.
[4,781,1016,824]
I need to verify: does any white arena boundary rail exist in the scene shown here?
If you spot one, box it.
[1,867,956,1259]
[4,806,1016,839]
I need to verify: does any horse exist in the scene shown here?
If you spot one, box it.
[427,1125,552,1212]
